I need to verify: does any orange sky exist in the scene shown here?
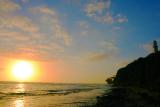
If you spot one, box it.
[1,0,158,83]
[0,55,124,83]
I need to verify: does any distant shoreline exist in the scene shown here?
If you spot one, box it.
[0,81,106,85]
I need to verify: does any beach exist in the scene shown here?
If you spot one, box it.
[94,86,160,107]
[0,82,107,107]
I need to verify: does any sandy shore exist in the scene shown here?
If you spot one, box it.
[92,87,160,107]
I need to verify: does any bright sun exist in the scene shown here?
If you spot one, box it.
[12,61,34,81]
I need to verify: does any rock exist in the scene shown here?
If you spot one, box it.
[114,52,160,91]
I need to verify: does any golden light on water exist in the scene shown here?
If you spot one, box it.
[14,99,24,107]
[16,84,25,93]
[11,60,35,81]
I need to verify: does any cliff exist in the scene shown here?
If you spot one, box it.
[114,52,160,91]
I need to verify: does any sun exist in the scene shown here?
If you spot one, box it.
[12,61,34,81]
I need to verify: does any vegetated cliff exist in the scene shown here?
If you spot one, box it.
[114,52,160,91]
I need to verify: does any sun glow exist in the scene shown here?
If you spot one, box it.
[12,61,34,81]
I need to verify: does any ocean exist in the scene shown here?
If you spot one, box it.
[0,82,109,107]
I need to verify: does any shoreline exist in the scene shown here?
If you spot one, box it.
[91,86,160,107]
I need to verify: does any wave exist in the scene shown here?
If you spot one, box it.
[0,88,96,98]
[46,88,94,95]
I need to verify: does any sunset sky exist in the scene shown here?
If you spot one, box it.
[0,0,160,83]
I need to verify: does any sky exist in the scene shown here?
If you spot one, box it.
[0,0,160,83]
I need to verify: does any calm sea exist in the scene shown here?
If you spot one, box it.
[0,82,109,107]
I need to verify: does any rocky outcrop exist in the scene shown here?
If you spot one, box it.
[114,52,160,91]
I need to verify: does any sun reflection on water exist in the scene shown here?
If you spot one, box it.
[13,84,25,107]
[16,84,25,93]
[14,99,24,107]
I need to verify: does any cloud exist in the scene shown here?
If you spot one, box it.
[84,1,108,17]
[112,26,121,30]
[0,29,30,41]
[116,14,128,23]
[140,39,160,53]
[29,6,72,46]
[0,67,4,71]
[0,27,65,61]
[0,1,39,34]
[64,0,84,6]
[0,1,41,48]
[78,21,90,36]
[0,3,72,61]
[86,41,119,62]
[29,6,57,16]
[86,52,108,61]
[141,43,153,53]
[94,12,114,24]
[99,41,119,53]
[0,0,21,12]
[0,15,39,33]
[84,0,128,24]
[79,21,89,29]
[21,0,29,3]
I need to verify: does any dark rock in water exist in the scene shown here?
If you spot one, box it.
[114,52,160,91]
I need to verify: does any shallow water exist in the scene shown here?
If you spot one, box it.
[0,82,108,107]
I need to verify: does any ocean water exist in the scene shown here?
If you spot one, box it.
[0,82,108,107]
